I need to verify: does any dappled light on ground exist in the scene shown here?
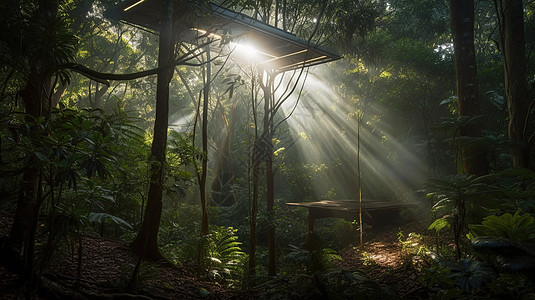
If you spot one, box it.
[360,241,402,268]
[335,220,433,298]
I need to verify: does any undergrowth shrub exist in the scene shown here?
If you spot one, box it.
[160,219,246,287]
[422,169,535,299]
[314,218,358,250]
[253,270,396,300]
[284,243,342,274]
[203,226,246,287]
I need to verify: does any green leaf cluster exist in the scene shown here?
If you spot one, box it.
[468,211,535,242]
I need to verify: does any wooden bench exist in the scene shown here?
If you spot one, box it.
[287,199,419,231]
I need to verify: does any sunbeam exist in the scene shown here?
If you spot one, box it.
[278,65,428,203]
[169,111,195,132]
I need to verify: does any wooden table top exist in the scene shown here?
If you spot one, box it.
[286,199,419,212]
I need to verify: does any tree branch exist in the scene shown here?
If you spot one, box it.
[60,58,203,86]
[60,40,217,86]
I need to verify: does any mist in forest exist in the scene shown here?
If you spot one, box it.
[164,52,428,204]
[273,65,428,202]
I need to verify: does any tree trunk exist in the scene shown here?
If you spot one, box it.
[130,0,174,260]
[9,0,57,263]
[6,1,58,295]
[9,166,40,258]
[248,75,259,276]
[261,73,276,276]
[449,0,488,175]
[249,142,260,276]
[500,0,530,168]
[200,46,210,236]
[266,139,276,276]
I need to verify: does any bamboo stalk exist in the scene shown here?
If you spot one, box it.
[357,111,363,248]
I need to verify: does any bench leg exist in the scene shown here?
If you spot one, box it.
[307,214,315,232]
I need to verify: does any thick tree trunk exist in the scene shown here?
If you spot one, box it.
[9,0,56,262]
[6,2,59,295]
[501,0,530,168]
[130,0,174,260]
[449,0,488,175]
[9,166,40,257]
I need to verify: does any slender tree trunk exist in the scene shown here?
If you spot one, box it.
[200,46,210,236]
[500,0,530,168]
[266,141,276,276]
[261,73,276,276]
[275,0,279,28]
[249,75,259,276]
[449,0,488,175]
[357,113,363,247]
[282,0,287,31]
[249,142,260,276]
[131,0,174,260]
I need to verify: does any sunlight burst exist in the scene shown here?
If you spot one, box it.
[277,66,427,202]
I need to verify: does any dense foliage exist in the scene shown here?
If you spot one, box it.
[1,0,535,298]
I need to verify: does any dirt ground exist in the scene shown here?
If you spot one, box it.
[334,219,436,299]
[0,212,228,299]
[1,211,436,299]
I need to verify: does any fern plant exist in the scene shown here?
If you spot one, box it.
[285,231,342,274]
[203,226,246,287]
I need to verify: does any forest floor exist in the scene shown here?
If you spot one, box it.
[335,219,438,299]
[0,212,230,299]
[1,211,437,299]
